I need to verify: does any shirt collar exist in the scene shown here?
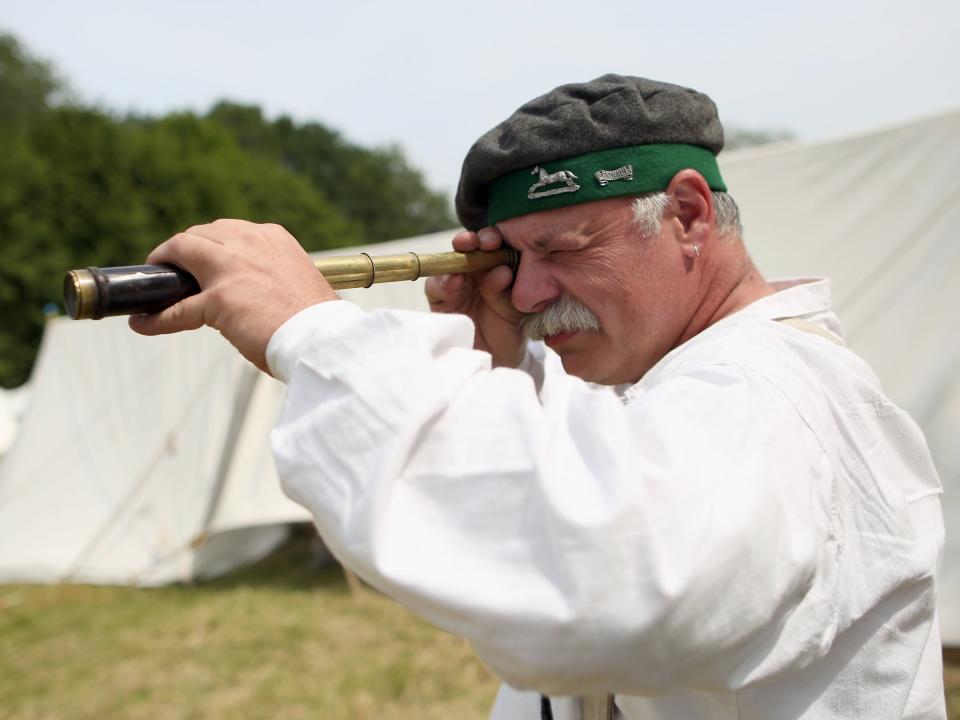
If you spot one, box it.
[727,277,832,322]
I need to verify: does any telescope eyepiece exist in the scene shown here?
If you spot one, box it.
[64,269,99,320]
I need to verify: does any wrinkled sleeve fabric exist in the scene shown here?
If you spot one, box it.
[267,301,834,696]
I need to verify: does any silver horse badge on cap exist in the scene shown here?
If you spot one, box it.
[594,165,634,186]
[528,166,580,199]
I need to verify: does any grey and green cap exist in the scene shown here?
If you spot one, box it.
[455,74,727,231]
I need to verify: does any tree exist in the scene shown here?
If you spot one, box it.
[0,35,453,387]
[209,101,454,243]
[723,127,796,152]
[0,107,368,387]
[0,33,65,123]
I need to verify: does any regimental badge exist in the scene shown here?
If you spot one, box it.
[527,165,580,200]
[594,165,634,187]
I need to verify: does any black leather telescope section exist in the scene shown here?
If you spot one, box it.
[63,265,200,320]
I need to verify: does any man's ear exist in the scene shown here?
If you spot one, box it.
[666,170,715,239]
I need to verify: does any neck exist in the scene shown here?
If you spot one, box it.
[676,240,775,345]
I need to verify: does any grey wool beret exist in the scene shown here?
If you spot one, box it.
[455,74,726,230]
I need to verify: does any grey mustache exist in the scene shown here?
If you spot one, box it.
[521,296,601,340]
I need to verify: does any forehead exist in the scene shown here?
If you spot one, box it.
[496,196,637,250]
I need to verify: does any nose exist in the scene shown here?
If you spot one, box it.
[510,253,561,313]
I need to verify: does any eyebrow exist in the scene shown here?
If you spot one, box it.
[494,226,580,252]
[493,227,551,251]
[533,233,581,251]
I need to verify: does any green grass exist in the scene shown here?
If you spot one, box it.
[0,529,498,720]
[1,529,958,719]
[948,662,960,720]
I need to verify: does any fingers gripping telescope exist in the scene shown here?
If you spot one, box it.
[63,247,520,320]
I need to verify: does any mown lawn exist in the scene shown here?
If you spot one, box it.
[1,530,958,719]
[0,529,497,720]
[948,661,960,720]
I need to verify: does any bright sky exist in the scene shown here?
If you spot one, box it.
[3,0,958,197]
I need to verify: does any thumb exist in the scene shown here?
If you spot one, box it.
[129,293,207,336]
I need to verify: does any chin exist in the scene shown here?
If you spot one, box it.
[559,354,611,385]
[559,352,646,386]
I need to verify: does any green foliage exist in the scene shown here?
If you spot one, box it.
[0,34,454,388]
[0,33,63,122]
[723,126,796,152]
[208,101,453,242]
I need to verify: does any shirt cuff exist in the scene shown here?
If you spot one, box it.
[266,300,365,383]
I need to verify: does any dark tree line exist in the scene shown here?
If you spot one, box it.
[0,34,454,388]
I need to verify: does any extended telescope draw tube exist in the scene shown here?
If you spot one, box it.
[63,247,520,320]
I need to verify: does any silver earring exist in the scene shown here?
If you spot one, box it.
[692,244,701,257]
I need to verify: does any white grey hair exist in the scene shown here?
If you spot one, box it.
[631,191,742,238]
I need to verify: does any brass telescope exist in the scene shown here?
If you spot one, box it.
[64,247,519,321]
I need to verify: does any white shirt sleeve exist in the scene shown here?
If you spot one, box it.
[267,302,834,696]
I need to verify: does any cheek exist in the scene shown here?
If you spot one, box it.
[613,271,681,336]
[565,244,641,289]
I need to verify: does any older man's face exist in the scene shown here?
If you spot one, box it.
[497,196,697,385]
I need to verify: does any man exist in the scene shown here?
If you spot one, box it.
[130,75,945,718]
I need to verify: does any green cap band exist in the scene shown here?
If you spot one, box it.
[486,143,727,226]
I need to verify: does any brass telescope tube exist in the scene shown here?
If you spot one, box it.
[63,247,519,320]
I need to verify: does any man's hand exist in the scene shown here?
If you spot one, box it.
[129,220,337,373]
[425,228,527,368]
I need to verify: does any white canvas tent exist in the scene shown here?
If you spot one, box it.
[718,109,960,644]
[0,384,31,457]
[0,232,454,586]
[0,111,956,641]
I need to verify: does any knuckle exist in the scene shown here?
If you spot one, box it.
[478,228,500,244]
[169,299,197,327]
[211,218,245,235]
[166,233,189,252]
[205,284,225,307]
[272,223,299,245]
[166,305,185,328]
[451,230,478,248]
[424,288,446,306]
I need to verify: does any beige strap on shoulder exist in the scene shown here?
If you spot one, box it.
[776,317,845,347]
[581,694,615,720]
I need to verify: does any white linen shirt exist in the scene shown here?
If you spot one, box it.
[267,278,945,719]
